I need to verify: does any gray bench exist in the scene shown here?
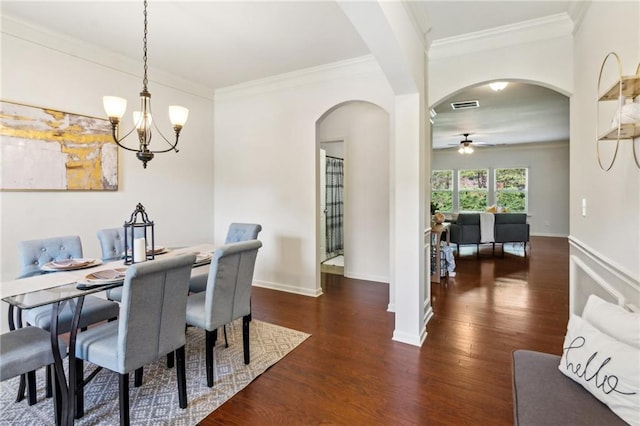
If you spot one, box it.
[512,349,625,425]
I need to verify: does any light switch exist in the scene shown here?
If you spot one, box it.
[581,198,587,217]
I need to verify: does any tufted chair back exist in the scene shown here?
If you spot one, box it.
[97,227,146,261]
[96,228,125,261]
[18,235,83,279]
[201,240,262,330]
[225,223,262,244]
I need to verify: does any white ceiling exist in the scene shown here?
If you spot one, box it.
[0,1,369,89]
[1,1,573,149]
[431,81,569,149]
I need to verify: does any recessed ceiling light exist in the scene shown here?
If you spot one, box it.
[489,82,509,91]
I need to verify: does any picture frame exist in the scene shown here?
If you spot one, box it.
[0,100,118,191]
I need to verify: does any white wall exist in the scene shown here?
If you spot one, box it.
[0,26,216,284]
[433,141,570,236]
[429,21,573,104]
[213,57,394,297]
[569,1,640,309]
[318,101,390,282]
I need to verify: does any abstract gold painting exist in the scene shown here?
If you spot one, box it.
[0,100,117,190]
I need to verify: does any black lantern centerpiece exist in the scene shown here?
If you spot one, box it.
[123,203,155,265]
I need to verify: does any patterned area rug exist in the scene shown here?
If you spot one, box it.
[0,320,310,425]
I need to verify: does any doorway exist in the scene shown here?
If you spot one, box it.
[315,100,390,288]
[320,142,345,275]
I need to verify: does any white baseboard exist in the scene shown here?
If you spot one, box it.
[392,328,426,347]
[530,232,568,237]
[344,271,389,283]
[252,280,322,297]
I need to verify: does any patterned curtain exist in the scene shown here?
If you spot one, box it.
[325,157,344,255]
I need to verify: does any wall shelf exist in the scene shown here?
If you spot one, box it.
[598,74,640,101]
[598,123,640,140]
[596,53,640,171]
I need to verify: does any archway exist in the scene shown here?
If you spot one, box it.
[315,100,391,293]
[430,80,570,239]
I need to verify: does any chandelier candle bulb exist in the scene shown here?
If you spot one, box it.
[133,111,153,130]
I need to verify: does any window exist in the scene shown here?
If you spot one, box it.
[431,170,453,212]
[495,168,528,212]
[458,169,488,211]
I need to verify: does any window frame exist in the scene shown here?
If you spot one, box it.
[431,169,454,213]
[494,167,528,212]
[457,168,489,212]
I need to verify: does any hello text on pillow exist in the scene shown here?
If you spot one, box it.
[559,314,640,425]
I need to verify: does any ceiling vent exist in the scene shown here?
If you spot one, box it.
[451,100,480,110]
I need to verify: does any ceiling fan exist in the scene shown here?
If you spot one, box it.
[450,133,493,154]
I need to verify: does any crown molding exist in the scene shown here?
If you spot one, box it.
[567,0,591,35]
[1,15,215,100]
[401,1,430,53]
[214,55,382,101]
[429,13,574,60]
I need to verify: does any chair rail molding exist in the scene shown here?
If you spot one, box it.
[568,236,640,317]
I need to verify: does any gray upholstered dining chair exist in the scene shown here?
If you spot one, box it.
[96,227,126,262]
[225,223,263,244]
[16,235,119,402]
[186,240,262,387]
[74,254,196,426]
[97,226,184,374]
[188,223,262,294]
[1,326,67,415]
[188,223,262,348]
[96,227,136,302]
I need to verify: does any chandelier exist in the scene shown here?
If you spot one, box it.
[103,0,188,168]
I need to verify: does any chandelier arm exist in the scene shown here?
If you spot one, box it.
[148,136,180,154]
[147,120,180,153]
[110,125,146,153]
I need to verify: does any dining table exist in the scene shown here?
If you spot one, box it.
[1,243,215,426]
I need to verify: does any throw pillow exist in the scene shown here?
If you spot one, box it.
[559,314,640,425]
[582,294,640,348]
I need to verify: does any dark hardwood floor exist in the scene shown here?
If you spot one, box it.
[199,236,569,425]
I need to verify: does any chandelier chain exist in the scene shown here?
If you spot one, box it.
[142,0,148,91]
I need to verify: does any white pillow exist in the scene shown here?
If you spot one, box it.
[559,314,640,425]
[582,294,640,348]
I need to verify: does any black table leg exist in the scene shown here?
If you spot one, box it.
[50,301,67,425]
[50,296,85,426]
[66,296,85,426]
